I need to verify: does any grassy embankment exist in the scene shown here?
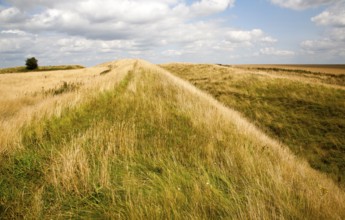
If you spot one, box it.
[0,60,345,219]
[231,64,345,74]
[0,65,84,74]
[162,63,345,185]
[232,64,345,86]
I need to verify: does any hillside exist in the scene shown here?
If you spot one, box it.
[161,63,345,185]
[1,59,345,219]
[233,64,345,76]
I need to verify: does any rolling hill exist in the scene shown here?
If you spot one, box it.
[0,59,344,219]
[162,63,345,185]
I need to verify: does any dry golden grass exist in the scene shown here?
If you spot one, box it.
[235,64,345,75]
[232,64,345,89]
[1,59,345,219]
[0,60,133,154]
[162,63,345,185]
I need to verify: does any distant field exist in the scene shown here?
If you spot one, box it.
[162,63,345,185]
[227,64,345,87]
[0,65,84,74]
[232,64,345,75]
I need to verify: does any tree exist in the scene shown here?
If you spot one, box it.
[26,57,38,70]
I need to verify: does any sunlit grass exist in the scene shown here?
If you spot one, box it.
[0,60,345,219]
[162,63,345,185]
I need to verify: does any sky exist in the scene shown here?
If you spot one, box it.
[0,0,344,67]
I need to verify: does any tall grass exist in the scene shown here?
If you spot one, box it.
[0,62,131,155]
[0,60,345,219]
[162,63,345,185]
[218,64,345,87]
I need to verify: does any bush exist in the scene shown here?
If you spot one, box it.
[25,57,38,70]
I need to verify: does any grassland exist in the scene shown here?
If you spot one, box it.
[1,59,345,219]
[0,65,84,74]
[162,63,345,186]
[222,64,345,87]
[233,64,345,75]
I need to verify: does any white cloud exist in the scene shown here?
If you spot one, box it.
[0,7,25,22]
[0,0,292,66]
[226,29,261,42]
[300,38,345,62]
[1,29,28,36]
[0,0,237,37]
[191,0,235,16]
[298,1,345,60]
[261,36,278,43]
[2,0,55,9]
[0,29,143,66]
[0,30,34,53]
[225,29,277,45]
[329,28,345,41]
[301,39,336,51]
[271,0,345,61]
[260,47,295,56]
[75,0,171,24]
[1,0,245,50]
[162,49,183,56]
[270,0,335,10]
[300,37,345,56]
[311,2,345,26]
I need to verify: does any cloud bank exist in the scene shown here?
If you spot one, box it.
[301,1,345,59]
[1,0,284,66]
[1,0,344,66]
[270,0,336,10]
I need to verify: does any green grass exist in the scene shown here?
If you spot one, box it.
[0,65,84,74]
[255,67,345,86]
[1,61,345,219]
[0,70,134,218]
[219,64,345,86]
[243,66,345,86]
[162,64,345,185]
[0,68,229,218]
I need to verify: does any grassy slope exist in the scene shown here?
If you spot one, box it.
[0,63,124,154]
[233,64,345,75]
[231,65,345,86]
[0,65,84,74]
[161,64,345,185]
[1,60,345,219]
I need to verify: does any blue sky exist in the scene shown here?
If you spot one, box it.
[0,0,344,67]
